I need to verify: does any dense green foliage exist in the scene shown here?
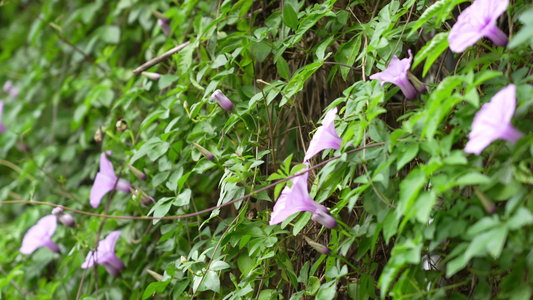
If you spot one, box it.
[1,0,533,299]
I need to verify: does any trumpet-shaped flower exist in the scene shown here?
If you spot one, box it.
[448,0,508,53]
[81,231,125,277]
[20,215,59,254]
[90,151,132,208]
[270,167,336,229]
[465,84,523,155]
[370,50,417,99]
[211,90,233,111]
[0,100,6,133]
[303,107,342,162]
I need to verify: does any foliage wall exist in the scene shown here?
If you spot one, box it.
[1,0,533,299]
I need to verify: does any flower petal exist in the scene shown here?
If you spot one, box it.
[90,173,117,208]
[20,215,58,255]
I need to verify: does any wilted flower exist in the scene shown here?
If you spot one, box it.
[465,84,523,155]
[90,151,132,208]
[0,100,6,133]
[52,206,75,227]
[303,107,342,162]
[270,166,336,229]
[81,231,125,277]
[157,19,171,37]
[20,215,59,254]
[141,72,161,80]
[94,127,103,143]
[3,81,19,98]
[116,119,127,132]
[211,90,233,111]
[370,50,417,99]
[192,142,214,160]
[304,237,331,255]
[448,0,508,53]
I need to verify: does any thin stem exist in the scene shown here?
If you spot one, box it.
[0,142,385,221]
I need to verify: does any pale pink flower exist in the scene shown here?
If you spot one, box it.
[3,81,19,98]
[304,107,342,162]
[81,231,125,276]
[370,50,417,99]
[0,101,6,133]
[141,72,161,80]
[448,0,508,53]
[465,84,523,155]
[52,206,75,227]
[90,151,131,208]
[270,166,336,229]
[20,215,59,254]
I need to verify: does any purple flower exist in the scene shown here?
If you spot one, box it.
[211,90,233,111]
[465,84,523,155]
[20,215,59,254]
[90,151,132,208]
[370,50,417,99]
[448,0,508,53]
[0,100,6,133]
[303,107,342,162]
[270,166,336,229]
[157,19,171,37]
[81,231,125,277]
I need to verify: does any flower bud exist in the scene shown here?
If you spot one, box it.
[116,119,127,132]
[146,269,164,281]
[180,256,187,264]
[126,163,146,180]
[407,72,426,94]
[304,237,331,255]
[141,72,161,80]
[150,9,169,23]
[3,81,13,93]
[52,206,75,228]
[94,127,103,143]
[130,186,155,206]
[191,142,214,160]
[211,90,233,111]
[157,19,171,37]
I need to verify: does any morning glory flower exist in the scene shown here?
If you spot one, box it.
[270,166,336,229]
[81,231,125,277]
[370,50,417,99]
[20,215,59,254]
[211,90,233,111]
[448,0,508,53]
[465,84,523,155]
[303,107,342,162]
[90,151,132,208]
[0,100,6,133]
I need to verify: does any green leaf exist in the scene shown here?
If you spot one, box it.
[396,143,419,171]
[316,281,336,300]
[455,172,490,186]
[173,189,191,206]
[100,25,120,44]
[276,56,290,80]
[412,32,449,76]
[282,3,298,30]
[148,197,173,224]
[158,74,179,89]
[334,36,361,81]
